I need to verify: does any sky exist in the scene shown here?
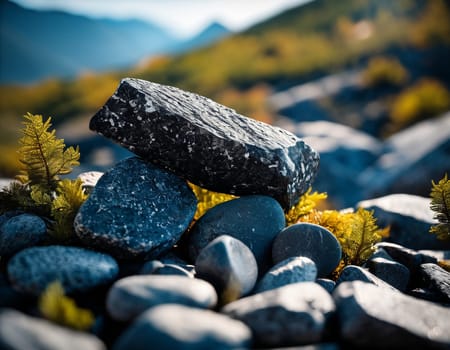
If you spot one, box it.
[11,0,311,38]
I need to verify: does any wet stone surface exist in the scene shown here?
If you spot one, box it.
[74,157,197,260]
[89,78,319,209]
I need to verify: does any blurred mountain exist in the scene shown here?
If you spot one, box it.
[0,0,230,84]
[175,22,231,53]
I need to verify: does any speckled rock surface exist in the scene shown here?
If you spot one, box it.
[0,309,106,350]
[106,275,217,321]
[0,213,47,257]
[113,304,252,350]
[74,157,197,259]
[7,246,118,296]
[187,195,285,274]
[272,223,342,277]
[334,281,450,349]
[89,78,319,209]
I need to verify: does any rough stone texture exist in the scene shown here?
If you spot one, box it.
[195,235,258,303]
[106,275,217,321]
[187,195,285,275]
[366,257,410,291]
[222,282,335,348]
[89,78,319,209]
[272,223,341,277]
[0,309,106,350]
[358,194,450,250]
[334,281,450,349]
[113,304,252,350]
[75,157,197,259]
[254,256,317,294]
[0,213,47,256]
[420,263,450,302]
[7,245,118,295]
[336,265,399,292]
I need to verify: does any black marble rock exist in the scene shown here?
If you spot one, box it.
[89,78,319,209]
[74,157,197,259]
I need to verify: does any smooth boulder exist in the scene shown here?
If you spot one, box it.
[89,78,319,209]
[272,223,342,277]
[113,304,252,350]
[188,195,285,274]
[106,275,217,321]
[222,282,335,348]
[334,281,450,349]
[195,235,258,303]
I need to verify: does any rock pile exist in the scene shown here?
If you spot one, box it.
[1,79,449,349]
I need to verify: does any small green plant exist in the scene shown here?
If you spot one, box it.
[429,174,450,240]
[362,56,409,87]
[39,281,95,331]
[0,113,87,240]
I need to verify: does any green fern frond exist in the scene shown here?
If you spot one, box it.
[50,179,88,240]
[285,188,328,225]
[39,281,95,331]
[1,113,87,241]
[17,113,80,190]
[430,174,450,240]
[345,208,388,266]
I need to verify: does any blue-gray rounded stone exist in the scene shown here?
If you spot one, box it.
[112,304,252,350]
[74,157,197,259]
[188,195,285,274]
[272,223,342,277]
[7,245,119,295]
[254,256,317,294]
[195,235,258,303]
[0,213,47,257]
[106,275,217,321]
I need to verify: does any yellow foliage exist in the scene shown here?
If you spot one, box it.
[430,174,450,240]
[39,281,95,331]
[438,260,450,272]
[285,188,328,225]
[362,56,409,87]
[51,179,89,240]
[188,183,236,220]
[390,78,450,126]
